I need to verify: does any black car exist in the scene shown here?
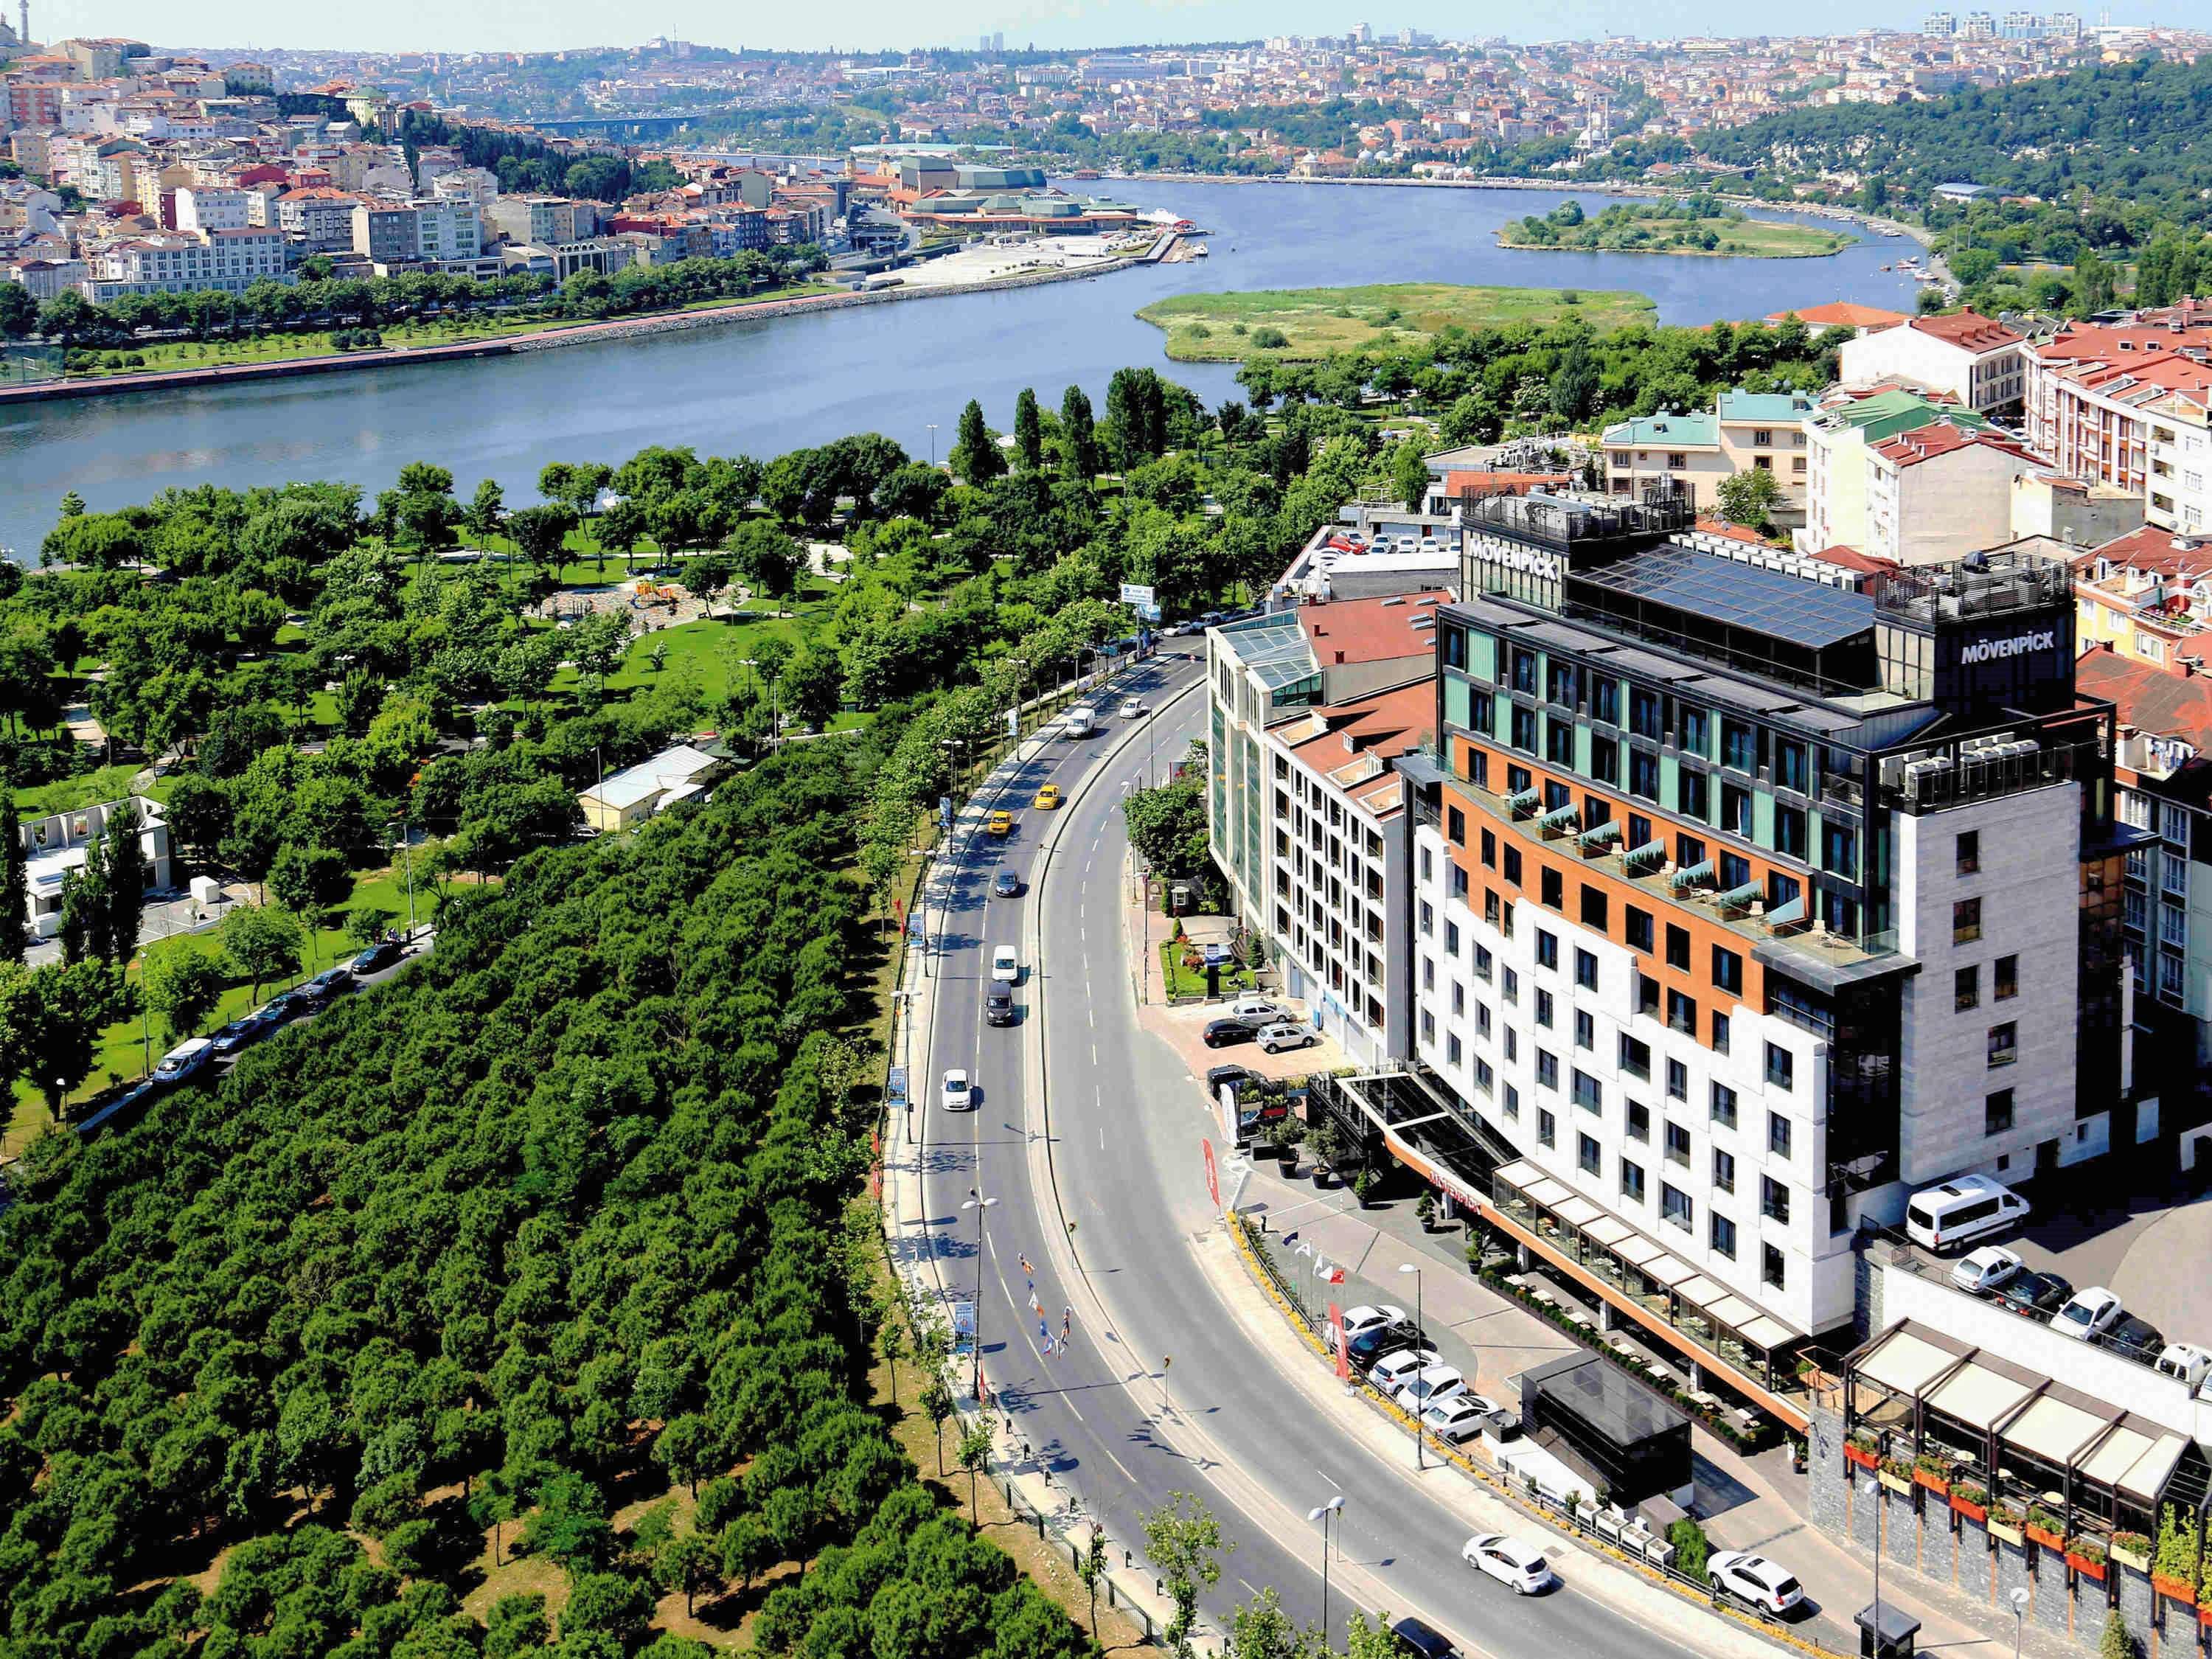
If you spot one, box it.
[1996,1270,2073,1320]
[985,986,1017,1027]
[298,967,355,1006]
[992,869,1022,898]
[209,1004,283,1055]
[1203,1018,1258,1048]
[1204,1064,1253,1093]
[352,938,404,974]
[261,990,305,1024]
[2105,1315,2166,1363]
[1390,1617,1457,1659]
[1346,1320,1430,1370]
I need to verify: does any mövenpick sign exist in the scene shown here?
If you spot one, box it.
[1958,628,2056,664]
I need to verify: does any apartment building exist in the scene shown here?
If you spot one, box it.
[410,195,481,262]
[1838,310,2027,417]
[2067,524,2212,673]
[1862,421,2041,566]
[171,183,246,231]
[1714,391,1817,504]
[486,193,582,246]
[1798,386,1994,556]
[2144,387,2212,535]
[1371,494,2130,1425]
[1600,410,1728,508]
[84,226,286,299]
[350,200,417,263]
[276,185,358,251]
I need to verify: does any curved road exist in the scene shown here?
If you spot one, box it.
[912,653,1718,1659]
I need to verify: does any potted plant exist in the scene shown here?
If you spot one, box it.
[1989,1503,2026,1547]
[1951,1483,1989,1524]
[2066,1540,2107,1582]
[2153,1506,2201,1604]
[1273,1115,1305,1175]
[1843,1430,1881,1472]
[1352,1168,1377,1209]
[1913,1454,1952,1496]
[1877,1456,1914,1497]
[2027,1507,2067,1551]
[2110,1532,2151,1573]
[1414,1190,1438,1234]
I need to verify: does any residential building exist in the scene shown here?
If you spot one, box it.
[1764,300,1910,338]
[1600,410,1728,508]
[578,744,723,831]
[410,195,481,262]
[2067,524,2212,672]
[2007,469,2145,547]
[15,796,170,942]
[1863,421,2041,566]
[1798,386,1994,557]
[170,183,246,231]
[2144,387,2212,535]
[1377,493,2130,1428]
[1838,310,2027,417]
[350,199,417,263]
[2025,315,2212,515]
[1714,390,1817,504]
[276,185,359,251]
[486,193,580,246]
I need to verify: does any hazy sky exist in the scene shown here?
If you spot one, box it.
[43,0,2188,57]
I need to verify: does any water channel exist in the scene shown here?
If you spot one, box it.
[0,181,1927,554]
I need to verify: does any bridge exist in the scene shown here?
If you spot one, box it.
[521,110,718,139]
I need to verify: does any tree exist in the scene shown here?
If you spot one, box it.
[1715,466,1785,531]
[1143,1492,1228,1659]
[730,520,802,599]
[920,1376,954,1475]
[1060,386,1099,479]
[956,1423,992,1523]
[655,1531,719,1618]
[508,503,579,571]
[0,958,124,1115]
[875,1317,905,1408]
[782,647,845,731]
[1229,1586,1316,1659]
[1122,779,1210,877]
[1078,1528,1109,1639]
[562,1572,653,1649]
[220,902,303,1000]
[951,399,1005,484]
[142,944,226,1045]
[1391,441,1429,514]
[2101,1609,2140,1659]
[465,478,507,542]
[268,843,352,931]
[654,1413,717,1496]
[0,796,24,965]
[1013,388,1044,471]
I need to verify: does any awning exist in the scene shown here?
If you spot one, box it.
[1670,860,1715,891]
[2002,1394,2110,1467]
[1926,1361,2036,1430]
[1856,1327,1963,1399]
[1493,1159,1542,1190]
[1613,1236,1663,1267]
[1583,1217,1635,1248]
[1554,1196,1604,1228]
[2119,1434,2188,1505]
[1706,1295,1761,1328]
[1641,1253,1697,1287]
[2077,1425,2155,1492]
[1674,1275,1730,1307]
[1577,820,1623,850]
[1524,1176,1576,1209]
[1741,1315,1799,1350]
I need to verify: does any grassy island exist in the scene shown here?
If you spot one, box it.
[1137,281,1656,361]
[1498,195,1851,259]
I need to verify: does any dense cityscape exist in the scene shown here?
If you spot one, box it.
[5,10,2212,1659]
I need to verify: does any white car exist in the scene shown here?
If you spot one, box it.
[1257,1021,1315,1054]
[1368,1347,1441,1392]
[1394,1363,1466,1413]
[1119,698,1147,718]
[2054,1287,2124,1340]
[1708,1551,1804,1617]
[940,1068,974,1112]
[1225,995,1287,1024]
[1461,1533,1554,1594]
[1951,1244,2023,1296]
[1422,1394,1500,1444]
[1339,1304,1410,1340]
[991,945,1020,983]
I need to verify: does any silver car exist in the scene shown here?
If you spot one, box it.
[1258,1021,1315,1054]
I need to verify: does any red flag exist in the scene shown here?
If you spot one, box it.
[1327,1302,1350,1382]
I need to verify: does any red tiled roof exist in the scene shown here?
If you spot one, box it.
[1868,420,2032,469]
[2076,524,2212,577]
[1442,469,1571,497]
[1808,543,1900,576]
[1298,595,1447,667]
[2075,647,2212,748]
[1766,301,1910,328]
[1691,517,1772,546]
[1899,308,2022,352]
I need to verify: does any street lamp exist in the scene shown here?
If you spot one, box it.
[923,737,969,980]
[2007,1587,2029,1659]
[1307,1495,1345,1651]
[928,422,939,468]
[1399,1262,1425,1469]
[961,1191,999,1402]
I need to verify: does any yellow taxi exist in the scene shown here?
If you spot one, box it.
[1033,785,1062,810]
[986,810,1014,837]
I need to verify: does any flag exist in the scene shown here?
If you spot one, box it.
[1324,1265,1346,1285]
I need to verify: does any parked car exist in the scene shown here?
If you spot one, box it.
[1388,1617,1456,1659]
[985,987,1017,1027]
[991,945,1020,983]
[2157,1343,2212,1388]
[1368,1348,1441,1393]
[1950,1245,2023,1296]
[351,937,403,975]
[941,1068,975,1112]
[1461,1533,1554,1594]
[153,1037,215,1085]
[1708,1552,1804,1618]
[1424,1394,1500,1444]
[297,967,354,1007]
[1905,1173,2028,1252]
[209,1005,285,1055]
[1346,1320,1428,1369]
[2105,1315,2166,1363]
[1258,1021,1314,1054]
[1338,1304,1411,1341]
[1203,1018,1258,1048]
[1393,1363,1466,1413]
[1203,1064,1253,1093]
[1995,1270,2073,1321]
[992,868,1022,897]
[1225,995,1289,1026]
[2054,1287,2124,1341]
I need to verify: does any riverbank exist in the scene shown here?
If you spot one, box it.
[1496,212,1849,260]
[0,251,1146,406]
[1137,280,1655,362]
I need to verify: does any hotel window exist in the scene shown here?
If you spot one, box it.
[1618,1032,1651,1082]
[1579,1133,1602,1178]
[1775,805,1806,860]
[1761,1176,1791,1226]
[1546,721,1576,768]
[1662,1184,1693,1232]
[1678,834,1707,872]
[1762,1244,1786,1292]
[1626,906,1654,953]
[1665,1120,1691,1167]
[1593,678,1619,724]
[1957,830,1980,875]
[1711,1082,1738,1129]
[1485,889,1501,927]
[1630,686,1663,741]
[1481,827,1496,869]
[1666,1058,1688,1102]
[1421,1009,1436,1046]
[1628,814,1653,853]
[1635,972,1661,1018]
[1573,1070,1601,1112]
[1579,887,1607,931]
[1667,989,1697,1037]
[1627,1099,1651,1142]
[1774,740,1809,794]
[1574,1009,1594,1050]
[1445,921,1460,958]
[1574,947,1599,991]
[1768,1112,1792,1161]
[1451,864,1470,902]
[1953,897,1982,945]
[1419,901,1435,937]
[1537,1050,1559,1092]
[1721,720,1756,773]
[1629,749,1659,801]
[1590,734,1618,785]
[1711,946,1743,995]
[1720,783,1752,837]
[1422,959,1436,992]
[1505,1028,1518,1062]
[1544,779,1571,814]
[1447,805,1466,845]
[1547,662,1580,707]
[1419,847,1433,886]
[1502,967,1518,1004]
[1994,954,2017,1001]
[1621,1159,1646,1204]
[1986,1088,2014,1136]
[1536,988,1554,1029]
[1987,1021,2017,1068]
[1511,707,1537,753]
[1713,1148,1736,1194]
[1712,1010,1731,1054]
[1510,648,1537,694]
[1719,852,1752,892]
[1538,1107,1555,1149]
[1468,749,1489,790]
[1447,1033,1462,1067]
[1504,847,1522,885]
[1665,925,1691,971]
[1541,868,1564,911]
[1822,820,1856,875]
[1680,706,1708,754]
[1535,930,1558,970]
[1478,1001,1492,1037]
[1954,966,1978,1011]
[1711,1214,1737,1259]
[1678,770,1709,819]
[1475,944,1494,982]
[1765,1043,1795,1092]
[1452,981,1465,1017]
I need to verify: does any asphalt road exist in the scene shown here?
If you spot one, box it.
[914,655,1715,1659]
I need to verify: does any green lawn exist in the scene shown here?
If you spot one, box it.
[1138,282,1657,363]
[1496,213,1850,259]
[1161,940,1256,998]
[549,613,818,705]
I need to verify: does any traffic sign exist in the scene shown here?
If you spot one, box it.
[1119,582,1156,608]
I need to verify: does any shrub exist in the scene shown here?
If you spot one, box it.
[1667,1517,1711,1577]
[1251,326,1290,349]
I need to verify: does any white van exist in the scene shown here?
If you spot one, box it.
[1063,705,1098,738]
[2157,1343,2212,1390]
[153,1037,215,1085]
[1905,1174,2029,1253]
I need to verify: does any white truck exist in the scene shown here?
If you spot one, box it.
[1063,704,1099,737]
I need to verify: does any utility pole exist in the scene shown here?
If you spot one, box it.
[962,1191,998,1401]
[1399,1261,1425,1469]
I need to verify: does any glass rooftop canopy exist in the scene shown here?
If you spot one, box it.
[1571,544,1876,651]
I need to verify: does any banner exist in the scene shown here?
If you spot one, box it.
[1326,1302,1350,1382]
[1202,1138,1220,1209]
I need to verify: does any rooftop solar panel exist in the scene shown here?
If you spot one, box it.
[1571,546,1875,650]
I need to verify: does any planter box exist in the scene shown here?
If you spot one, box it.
[2152,1573,2198,1606]
[1843,1443,1879,1472]
[2027,1524,2065,1551]
[2067,1554,2107,1583]
[2197,1604,2212,1628]
[1952,1495,1989,1523]
[1877,1470,1913,1496]
[2112,1543,2150,1573]
[1991,1521,2025,1547]
[1913,1468,1950,1496]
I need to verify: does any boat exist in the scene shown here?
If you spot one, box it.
[1192,243,1208,257]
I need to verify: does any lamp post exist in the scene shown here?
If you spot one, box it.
[962,1191,998,1402]
[1307,1495,1344,1652]
[1399,1261,1425,1469]
[928,422,939,468]
[393,816,416,938]
[2007,1586,2028,1659]
[925,736,967,980]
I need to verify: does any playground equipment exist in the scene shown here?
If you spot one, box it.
[631,578,680,611]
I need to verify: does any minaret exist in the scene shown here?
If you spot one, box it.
[16,1,25,47]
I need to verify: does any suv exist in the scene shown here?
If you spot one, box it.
[1389,1618,1457,1659]
[1708,1552,1804,1618]
[1258,1021,1314,1054]
[1203,1018,1257,1048]
[985,987,1017,1027]
[298,967,355,1007]
[352,937,403,975]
